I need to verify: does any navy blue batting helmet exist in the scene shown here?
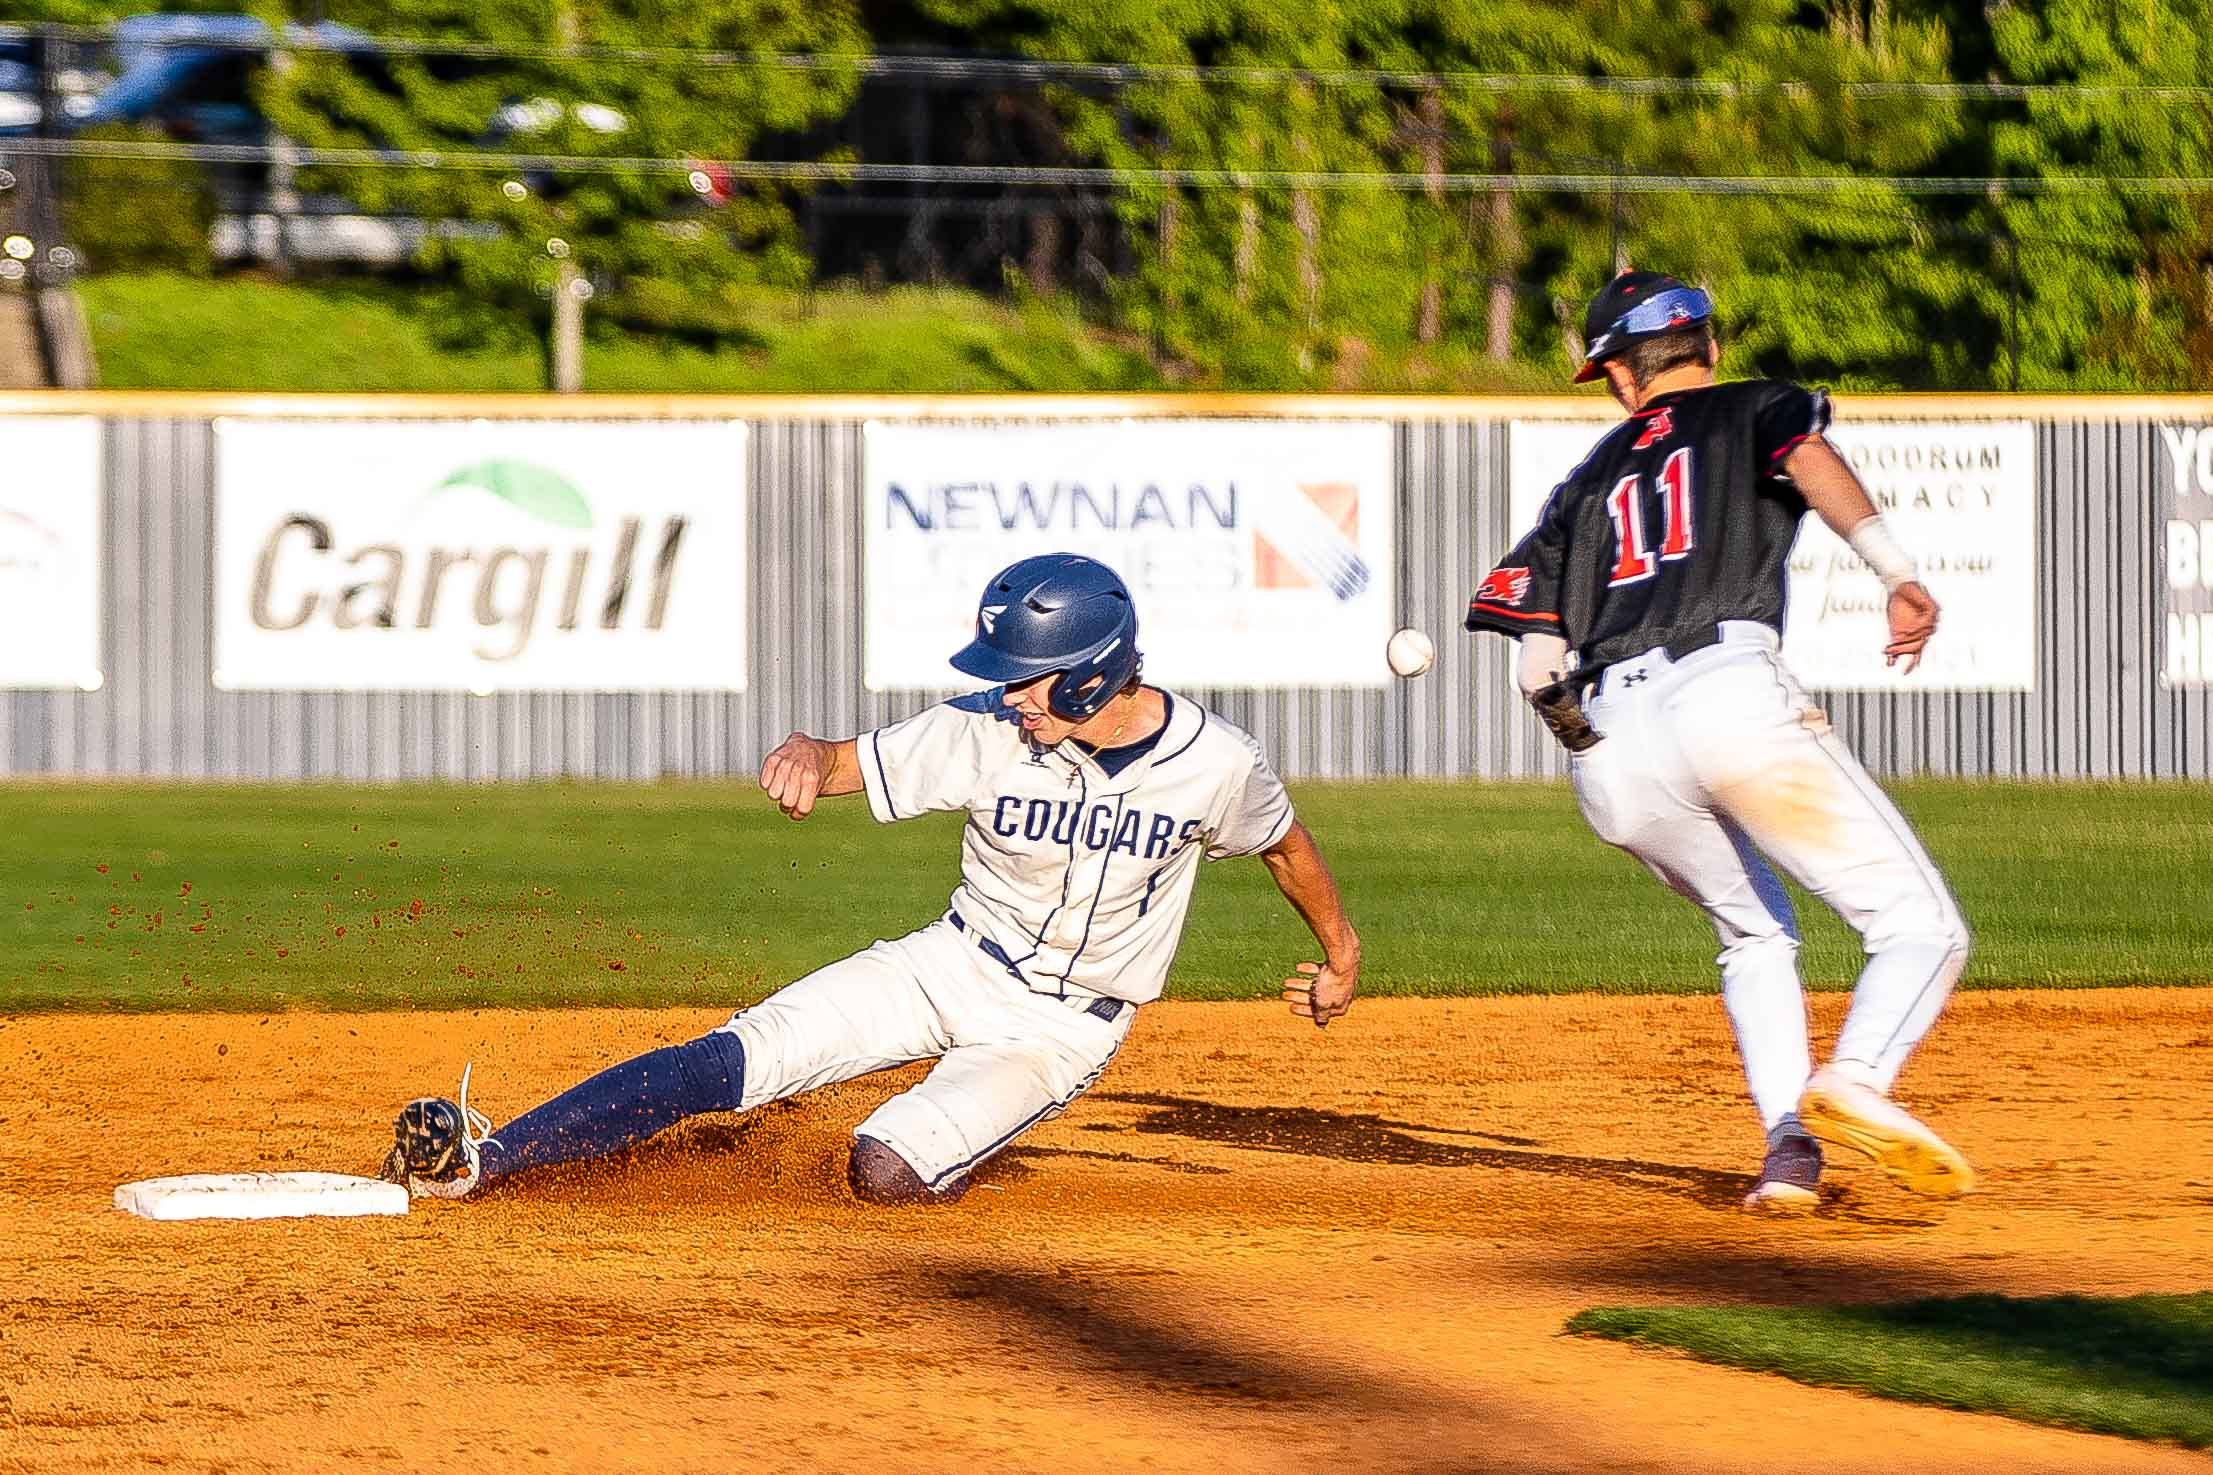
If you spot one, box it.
[949,553,1142,722]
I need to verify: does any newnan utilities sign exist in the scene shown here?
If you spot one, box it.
[862,419,1395,689]
[214,420,747,692]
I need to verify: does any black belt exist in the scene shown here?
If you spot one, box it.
[948,911,1130,1023]
[1570,624,1726,693]
[1665,625,1726,661]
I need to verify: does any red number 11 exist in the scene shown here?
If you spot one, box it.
[1606,447,1695,587]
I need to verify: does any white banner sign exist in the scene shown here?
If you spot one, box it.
[0,417,103,691]
[2156,423,2213,687]
[215,420,747,692]
[863,420,1395,689]
[1508,416,2036,690]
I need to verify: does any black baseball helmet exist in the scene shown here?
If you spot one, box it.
[1574,270,1716,383]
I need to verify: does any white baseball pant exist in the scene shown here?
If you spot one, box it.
[714,919,1134,1192]
[1570,621,1970,1129]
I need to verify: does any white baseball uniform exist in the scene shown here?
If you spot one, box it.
[715,687,1293,1191]
[1571,622,1970,1128]
[1468,380,1971,1135]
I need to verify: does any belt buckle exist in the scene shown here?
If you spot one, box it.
[952,911,1017,971]
[978,935,1023,977]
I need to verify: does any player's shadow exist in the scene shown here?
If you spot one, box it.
[1555,1239,1985,1306]
[1000,1143,1232,1176]
[1857,1294,2213,1398]
[928,1265,1573,1474]
[1096,1092,1750,1210]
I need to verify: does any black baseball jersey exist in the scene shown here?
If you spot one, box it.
[1465,379,1831,668]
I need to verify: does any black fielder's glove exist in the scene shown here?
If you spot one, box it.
[1529,680,1602,753]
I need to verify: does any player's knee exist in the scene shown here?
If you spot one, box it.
[847,1135,966,1207]
[1940,908,1971,960]
[1720,927,1798,960]
[1868,892,1971,961]
[1718,931,1799,980]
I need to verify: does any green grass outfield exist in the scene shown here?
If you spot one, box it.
[0,779,2206,1012]
[75,272,1571,395]
[78,275,1156,395]
[1568,1294,2213,1448]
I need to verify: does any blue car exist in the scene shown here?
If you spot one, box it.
[0,14,376,142]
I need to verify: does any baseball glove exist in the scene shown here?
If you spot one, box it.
[1529,680,1602,753]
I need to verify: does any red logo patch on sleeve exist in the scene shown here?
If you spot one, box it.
[1631,407,1675,450]
[1474,566,1533,607]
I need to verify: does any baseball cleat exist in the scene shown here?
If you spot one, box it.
[1742,1119,1822,1214]
[379,1062,499,1201]
[1796,1066,1975,1199]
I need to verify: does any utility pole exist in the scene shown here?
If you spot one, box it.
[1416,86,1443,346]
[1609,158,1627,275]
[548,0,584,391]
[2005,232,2021,392]
[1486,125,1517,362]
[268,45,300,281]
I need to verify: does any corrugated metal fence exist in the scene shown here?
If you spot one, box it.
[1,393,2206,782]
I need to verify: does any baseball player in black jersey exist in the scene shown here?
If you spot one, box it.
[1466,271,1973,1213]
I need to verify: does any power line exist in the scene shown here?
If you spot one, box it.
[18,24,2213,104]
[4,135,2210,196]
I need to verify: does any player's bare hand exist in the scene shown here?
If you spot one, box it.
[760,733,829,819]
[1884,581,1940,674]
[1283,959,1358,1029]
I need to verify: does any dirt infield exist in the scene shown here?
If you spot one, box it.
[7,989,2213,1474]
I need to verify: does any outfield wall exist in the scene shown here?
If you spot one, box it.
[0,392,2206,782]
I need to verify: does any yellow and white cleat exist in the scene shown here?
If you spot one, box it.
[1797,1066,1975,1199]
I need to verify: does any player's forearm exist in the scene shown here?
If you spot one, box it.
[1261,822,1361,970]
[807,737,866,798]
[1783,437,1924,592]
[1783,436,1882,538]
[760,732,865,819]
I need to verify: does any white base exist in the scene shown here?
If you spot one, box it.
[114,1172,410,1221]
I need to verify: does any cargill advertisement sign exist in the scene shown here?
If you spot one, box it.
[0,416,103,691]
[214,420,747,692]
[862,419,1396,689]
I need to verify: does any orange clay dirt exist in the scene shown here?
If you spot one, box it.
[6,988,2213,1475]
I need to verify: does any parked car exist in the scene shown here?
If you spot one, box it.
[0,15,372,144]
[0,26,107,134]
[2,15,514,267]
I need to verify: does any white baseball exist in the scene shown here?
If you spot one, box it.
[1386,628,1436,678]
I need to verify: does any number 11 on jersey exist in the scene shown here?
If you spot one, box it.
[1605,447,1696,587]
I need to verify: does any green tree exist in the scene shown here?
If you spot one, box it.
[1981,0,2213,389]
[3,1,239,22]
[1512,0,1972,390]
[924,0,1615,386]
[255,0,865,346]
[925,0,1971,389]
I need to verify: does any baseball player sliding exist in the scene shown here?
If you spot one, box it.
[379,553,1362,1205]
[1465,271,1973,1213]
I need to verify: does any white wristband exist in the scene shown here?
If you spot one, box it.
[1846,515,1919,592]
